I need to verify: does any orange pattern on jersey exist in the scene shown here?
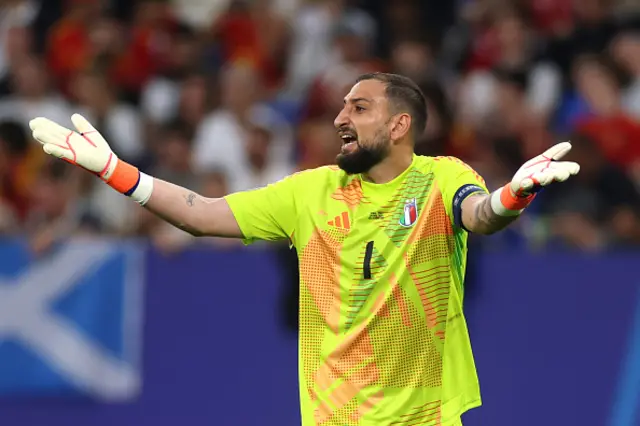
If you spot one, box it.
[389,401,442,425]
[376,274,411,327]
[403,184,453,340]
[314,329,374,392]
[331,178,367,209]
[312,298,382,424]
[300,229,345,407]
[351,390,384,422]
[300,229,344,334]
[410,184,454,241]
[390,273,412,328]
[367,268,443,389]
[316,361,381,425]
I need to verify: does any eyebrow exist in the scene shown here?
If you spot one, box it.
[344,97,372,104]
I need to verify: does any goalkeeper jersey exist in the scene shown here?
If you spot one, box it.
[225,154,488,426]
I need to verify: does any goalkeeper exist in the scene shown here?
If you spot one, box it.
[29,72,579,426]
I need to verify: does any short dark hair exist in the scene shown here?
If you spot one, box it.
[355,72,428,139]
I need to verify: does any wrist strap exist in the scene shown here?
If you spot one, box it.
[104,159,154,205]
[490,183,536,216]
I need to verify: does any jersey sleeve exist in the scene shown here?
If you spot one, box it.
[223,171,305,245]
[434,157,489,230]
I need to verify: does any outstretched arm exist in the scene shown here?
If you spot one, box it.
[460,193,520,235]
[29,114,243,238]
[142,179,242,237]
[460,142,580,235]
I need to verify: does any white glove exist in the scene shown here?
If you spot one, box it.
[29,114,153,204]
[29,113,118,180]
[492,141,580,216]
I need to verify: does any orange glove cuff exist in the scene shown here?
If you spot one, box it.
[499,183,536,210]
[105,160,140,195]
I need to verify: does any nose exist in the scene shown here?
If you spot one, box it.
[334,107,349,129]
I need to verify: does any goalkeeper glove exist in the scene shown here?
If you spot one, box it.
[29,114,153,205]
[491,141,580,216]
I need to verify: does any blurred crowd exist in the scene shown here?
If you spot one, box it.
[1,0,640,254]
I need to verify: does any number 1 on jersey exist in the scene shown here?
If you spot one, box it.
[363,241,374,279]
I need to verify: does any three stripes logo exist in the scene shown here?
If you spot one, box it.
[328,211,351,231]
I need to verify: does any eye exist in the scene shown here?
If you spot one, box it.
[355,105,365,113]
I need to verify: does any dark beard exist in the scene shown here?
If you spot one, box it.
[336,133,390,175]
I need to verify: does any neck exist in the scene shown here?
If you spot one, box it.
[362,147,414,184]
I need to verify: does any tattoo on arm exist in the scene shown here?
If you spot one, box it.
[185,193,196,207]
[465,194,518,234]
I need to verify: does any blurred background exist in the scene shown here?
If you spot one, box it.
[0,0,639,425]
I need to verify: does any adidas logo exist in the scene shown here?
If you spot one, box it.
[328,212,351,230]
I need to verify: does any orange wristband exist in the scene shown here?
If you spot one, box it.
[105,160,140,195]
[499,183,536,210]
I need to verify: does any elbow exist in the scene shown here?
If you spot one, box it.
[187,228,206,237]
[464,220,497,235]
[174,220,206,237]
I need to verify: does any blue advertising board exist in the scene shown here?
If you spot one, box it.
[0,240,637,426]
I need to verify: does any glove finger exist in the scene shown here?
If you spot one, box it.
[32,127,74,147]
[31,118,74,145]
[30,117,72,137]
[43,143,72,161]
[71,113,97,134]
[531,170,556,186]
[519,177,535,191]
[541,141,572,160]
[549,161,580,175]
[29,117,54,132]
[551,168,571,183]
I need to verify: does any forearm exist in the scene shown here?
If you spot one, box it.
[462,185,535,235]
[143,178,219,237]
[464,193,519,235]
[113,168,241,238]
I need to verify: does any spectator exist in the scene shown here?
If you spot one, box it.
[173,72,215,136]
[45,0,102,95]
[25,160,85,256]
[109,0,178,101]
[149,120,201,190]
[457,7,561,128]
[0,23,35,96]
[0,0,635,255]
[539,133,640,249]
[610,28,640,119]
[283,0,376,101]
[191,61,293,192]
[543,0,618,81]
[296,119,341,171]
[0,119,42,229]
[213,0,291,93]
[140,24,201,126]
[70,68,144,163]
[300,15,385,122]
[389,36,437,88]
[567,55,640,174]
[0,55,72,129]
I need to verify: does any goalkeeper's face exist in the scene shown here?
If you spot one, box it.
[334,80,392,175]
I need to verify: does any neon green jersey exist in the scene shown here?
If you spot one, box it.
[225,154,489,425]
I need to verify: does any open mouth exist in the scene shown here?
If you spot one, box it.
[340,134,358,153]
